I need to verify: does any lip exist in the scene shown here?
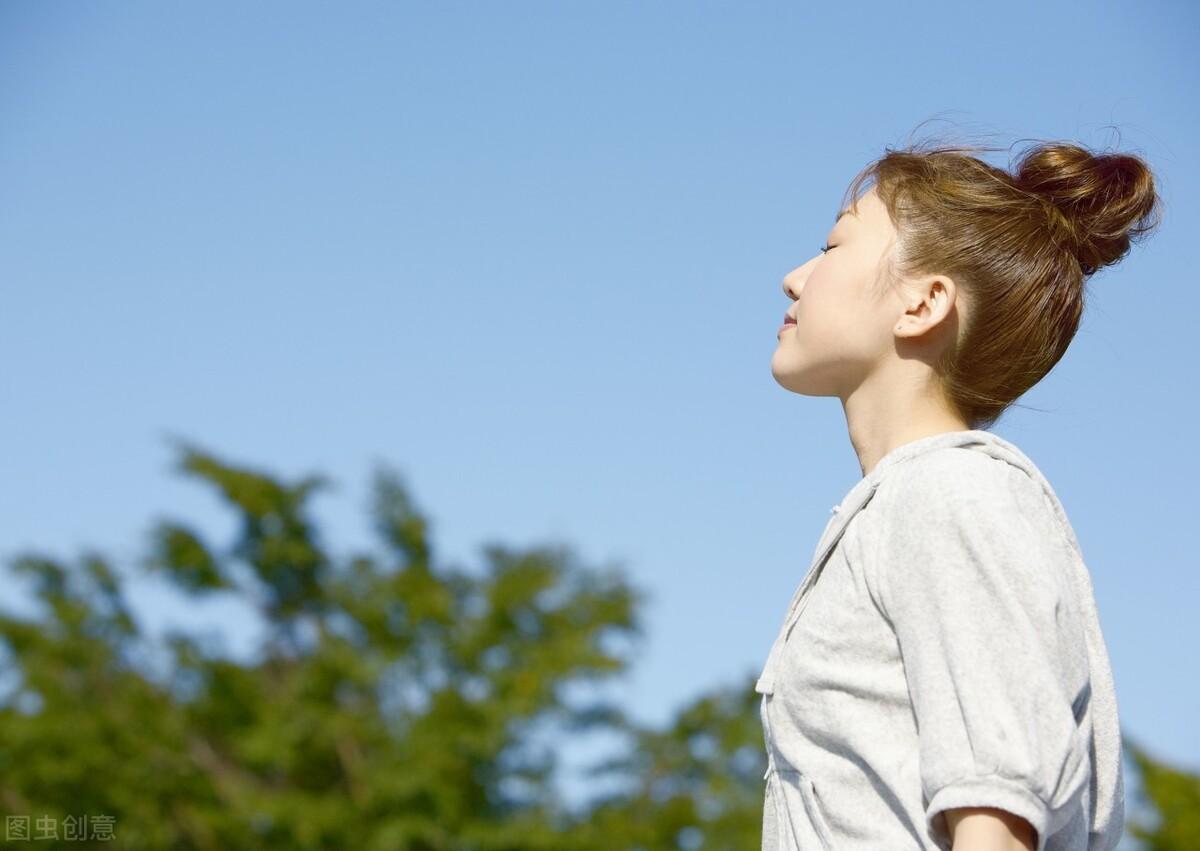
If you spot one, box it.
[777,323,796,337]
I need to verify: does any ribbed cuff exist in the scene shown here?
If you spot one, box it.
[926,774,1051,851]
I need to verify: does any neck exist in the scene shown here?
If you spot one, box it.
[841,369,971,478]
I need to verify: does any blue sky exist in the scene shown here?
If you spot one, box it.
[1,0,1196,811]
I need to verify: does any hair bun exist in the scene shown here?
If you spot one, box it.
[1014,142,1163,276]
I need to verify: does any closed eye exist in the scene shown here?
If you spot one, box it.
[819,244,835,253]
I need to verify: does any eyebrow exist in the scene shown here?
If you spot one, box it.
[834,207,854,225]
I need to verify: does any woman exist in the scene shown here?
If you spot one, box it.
[761,137,1162,851]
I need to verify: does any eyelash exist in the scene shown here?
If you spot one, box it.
[819,244,834,254]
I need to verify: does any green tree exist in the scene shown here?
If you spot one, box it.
[575,682,765,850]
[5,439,1189,850]
[1123,736,1200,851]
[0,440,766,850]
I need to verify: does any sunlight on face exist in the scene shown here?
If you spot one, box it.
[770,187,905,398]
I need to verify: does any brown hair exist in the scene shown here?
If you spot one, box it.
[840,128,1164,430]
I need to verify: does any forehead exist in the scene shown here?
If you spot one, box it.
[834,188,888,229]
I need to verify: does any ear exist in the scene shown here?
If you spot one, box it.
[893,274,959,338]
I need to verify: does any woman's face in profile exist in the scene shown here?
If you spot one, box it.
[771,186,904,398]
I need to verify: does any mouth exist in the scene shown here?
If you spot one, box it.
[778,313,797,336]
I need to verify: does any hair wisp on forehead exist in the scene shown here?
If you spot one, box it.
[838,125,1164,430]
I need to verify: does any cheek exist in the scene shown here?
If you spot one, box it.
[794,281,884,352]
[794,279,847,337]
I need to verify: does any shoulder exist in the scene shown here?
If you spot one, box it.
[875,446,1046,519]
[868,446,1073,610]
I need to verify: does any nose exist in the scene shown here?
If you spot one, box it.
[781,266,805,301]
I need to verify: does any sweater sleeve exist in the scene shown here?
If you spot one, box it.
[874,450,1091,851]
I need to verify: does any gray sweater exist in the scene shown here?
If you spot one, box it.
[757,429,1123,851]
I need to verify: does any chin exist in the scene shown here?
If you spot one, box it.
[770,361,811,395]
[770,353,841,397]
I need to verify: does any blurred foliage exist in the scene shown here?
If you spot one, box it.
[0,440,765,850]
[0,439,1194,849]
[1123,735,1200,851]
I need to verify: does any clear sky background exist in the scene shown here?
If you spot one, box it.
[2,0,1197,813]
